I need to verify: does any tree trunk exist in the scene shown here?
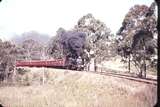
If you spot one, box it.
[139,64,143,78]
[143,56,146,78]
[4,65,9,82]
[142,40,146,78]
[128,54,131,73]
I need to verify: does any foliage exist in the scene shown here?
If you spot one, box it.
[18,39,45,60]
[0,39,18,81]
[47,27,65,59]
[47,14,117,63]
[117,2,157,77]
[16,68,30,75]
[73,13,116,62]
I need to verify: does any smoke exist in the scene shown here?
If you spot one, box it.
[60,31,86,58]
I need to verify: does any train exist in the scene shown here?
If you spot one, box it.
[16,57,85,71]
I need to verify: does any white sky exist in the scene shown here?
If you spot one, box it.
[0,0,154,41]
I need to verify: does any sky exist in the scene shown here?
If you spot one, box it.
[0,0,154,41]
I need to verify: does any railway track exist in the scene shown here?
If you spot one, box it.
[92,70,157,85]
[64,67,157,85]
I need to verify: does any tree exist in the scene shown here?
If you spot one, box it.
[12,31,50,60]
[73,13,116,62]
[47,27,65,59]
[117,2,157,77]
[0,39,18,81]
[20,39,44,60]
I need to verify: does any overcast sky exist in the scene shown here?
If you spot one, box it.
[0,0,154,41]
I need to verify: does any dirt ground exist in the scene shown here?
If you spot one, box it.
[0,67,157,107]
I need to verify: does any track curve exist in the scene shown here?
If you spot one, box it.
[92,70,157,85]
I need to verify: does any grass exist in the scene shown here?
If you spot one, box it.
[0,67,157,107]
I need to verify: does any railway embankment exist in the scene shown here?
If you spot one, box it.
[0,67,157,107]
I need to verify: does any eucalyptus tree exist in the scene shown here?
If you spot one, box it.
[0,39,18,81]
[117,2,157,77]
[73,13,116,62]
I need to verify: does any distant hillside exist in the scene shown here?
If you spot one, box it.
[11,31,51,45]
